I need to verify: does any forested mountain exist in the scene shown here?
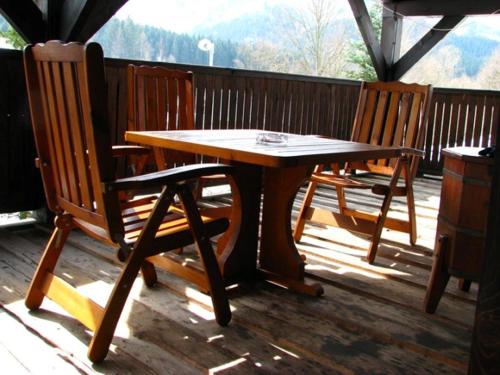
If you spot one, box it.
[442,35,498,76]
[193,7,359,44]
[92,18,239,67]
[1,6,498,89]
[193,6,499,79]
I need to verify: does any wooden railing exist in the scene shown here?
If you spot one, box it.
[106,57,500,175]
[104,58,361,144]
[0,49,499,212]
[421,88,499,173]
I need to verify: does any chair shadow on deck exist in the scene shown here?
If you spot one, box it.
[24,252,304,372]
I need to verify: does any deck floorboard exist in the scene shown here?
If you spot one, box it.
[0,176,474,374]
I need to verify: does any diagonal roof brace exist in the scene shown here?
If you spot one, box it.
[391,15,465,80]
[0,0,46,43]
[348,0,389,81]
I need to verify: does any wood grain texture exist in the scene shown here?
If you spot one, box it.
[126,129,404,294]
[126,129,403,169]
[2,50,500,212]
[0,174,479,373]
[469,145,500,374]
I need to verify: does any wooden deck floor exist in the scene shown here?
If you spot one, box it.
[0,176,476,374]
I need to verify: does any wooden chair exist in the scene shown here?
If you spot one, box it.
[23,40,234,363]
[127,64,227,196]
[293,81,432,264]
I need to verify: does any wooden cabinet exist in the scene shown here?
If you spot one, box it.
[424,147,494,313]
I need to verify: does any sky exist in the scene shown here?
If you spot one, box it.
[114,0,500,40]
[114,0,352,33]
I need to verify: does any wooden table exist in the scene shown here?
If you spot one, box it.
[126,129,403,295]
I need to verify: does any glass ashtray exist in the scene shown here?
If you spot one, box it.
[256,132,288,145]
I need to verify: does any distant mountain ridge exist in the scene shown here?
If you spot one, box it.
[1,8,498,80]
[192,5,499,78]
[193,5,359,44]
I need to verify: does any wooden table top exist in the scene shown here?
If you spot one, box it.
[126,129,404,168]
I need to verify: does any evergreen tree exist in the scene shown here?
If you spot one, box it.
[346,2,381,81]
[0,26,26,49]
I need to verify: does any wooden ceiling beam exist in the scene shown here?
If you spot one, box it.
[382,0,500,16]
[381,6,403,65]
[391,15,464,80]
[348,0,388,81]
[60,0,128,42]
[0,0,46,43]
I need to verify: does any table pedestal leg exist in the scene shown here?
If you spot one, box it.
[259,166,324,296]
[217,163,262,285]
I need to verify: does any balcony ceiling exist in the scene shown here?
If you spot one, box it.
[382,0,500,16]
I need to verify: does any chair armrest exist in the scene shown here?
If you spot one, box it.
[111,145,151,158]
[400,147,425,158]
[105,163,234,192]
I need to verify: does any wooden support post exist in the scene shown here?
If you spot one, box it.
[381,6,402,80]
[60,0,128,42]
[0,0,46,42]
[347,0,388,81]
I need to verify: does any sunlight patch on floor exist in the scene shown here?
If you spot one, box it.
[269,343,301,358]
[207,334,224,343]
[305,263,386,279]
[2,285,14,293]
[208,357,247,374]
[187,301,215,321]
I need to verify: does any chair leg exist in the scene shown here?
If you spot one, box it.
[88,243,149,362]
[404,163,417,245]
[294,170,324,243]
[293,180,318,242]
[458,279,472,292]
[89,186,176,362]
[424,235,450,313]
[367,188,395,263]
[367,157,404,264]
[336,186,348,214]
[194,179,205,200]
[25,224,71,310]
[141,260,158,287]
[178,185,231,326]
[331,162,348,214]
[367,213,386,264]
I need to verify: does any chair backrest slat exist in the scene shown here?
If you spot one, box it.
[350,81,432,177]
[52,62,81,204]
[370,90,389,145]
[146,75,159,131]
[355,86,377,144]
[128,65,196,169]
[167,76,178,130]
[41,61,71,200]
[405,92,423,148]
[24,41,122,234]
[379,92,400,147]
[62,62,94,209]
[156,78,167,131]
